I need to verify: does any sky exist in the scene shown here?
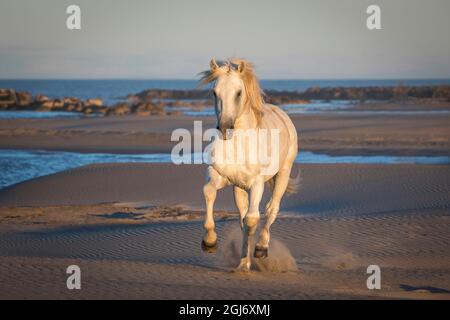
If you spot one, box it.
[1,0,450,79]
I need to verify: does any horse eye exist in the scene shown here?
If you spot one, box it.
[236,90,242,98]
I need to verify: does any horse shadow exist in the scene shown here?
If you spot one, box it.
[93,211,145,220]
[400,284,450,294]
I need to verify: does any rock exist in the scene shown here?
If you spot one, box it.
[76,103,85,112]
[82,104,107,115]
[16,92,33,107]
[134,103,153,116]
[96,106,108,114]
[150,102,166,115]
[86,98,103,107]
[63,98,82,112]
[167,110,183,116]
[35,94,50,102]
[53,99,64,109]
[132,102,166,116]
[106,103,131,116]
[38,99,64,110]
[65,104,76,112]
[39,101,54,110]
[0,89,18,109]
[63,97,80,105]
[83,107,93,114]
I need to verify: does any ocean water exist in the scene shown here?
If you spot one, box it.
[1,149,449,189]
[0,111,82,120]
[173,99,361,116]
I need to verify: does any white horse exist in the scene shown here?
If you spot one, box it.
[200,59,298,272]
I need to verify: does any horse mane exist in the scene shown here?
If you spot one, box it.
[199,59,264,124]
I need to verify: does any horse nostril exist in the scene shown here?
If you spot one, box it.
[216,126,220,130]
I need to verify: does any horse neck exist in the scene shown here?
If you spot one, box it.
[234,106,259,130]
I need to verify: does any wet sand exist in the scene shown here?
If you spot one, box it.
[0,111,449,156]
[0,163,449,299]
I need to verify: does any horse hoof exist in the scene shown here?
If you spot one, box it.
[201,240,217,253]
[254,246,268,258]
[232,266,250,273]
[233,261,251,273]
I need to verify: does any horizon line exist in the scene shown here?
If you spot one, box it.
[1,77,450,81]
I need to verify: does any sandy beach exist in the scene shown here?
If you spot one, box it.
[0,162,449,299]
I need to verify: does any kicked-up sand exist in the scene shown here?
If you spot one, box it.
[0,163,449,299]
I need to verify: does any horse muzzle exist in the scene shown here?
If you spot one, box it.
[217,123,234,140]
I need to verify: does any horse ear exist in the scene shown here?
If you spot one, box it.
[237,61,246,74]
[210,59,219,71]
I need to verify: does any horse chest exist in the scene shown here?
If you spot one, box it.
[212,162,258,189]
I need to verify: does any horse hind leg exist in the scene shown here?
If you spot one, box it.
[202,167,228,253]
[233,186,248,229]
[255,166,292,258]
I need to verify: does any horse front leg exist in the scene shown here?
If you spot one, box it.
[235,177,264,272]
[202,167,227,253]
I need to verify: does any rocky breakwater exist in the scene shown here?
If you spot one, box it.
[2,85,449,118]
[0,89,107,115]
[128,85,450,106]
[0,88,176,117]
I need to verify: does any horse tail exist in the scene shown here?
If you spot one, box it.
[286,170,301,195]
[266,170,301,196]
[266,177,276,192]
